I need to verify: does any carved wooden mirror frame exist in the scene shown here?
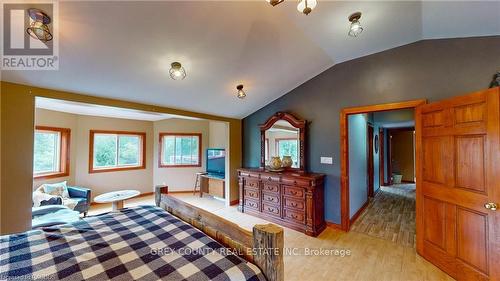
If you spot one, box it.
[259,112,306,172]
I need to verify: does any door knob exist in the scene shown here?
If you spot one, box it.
[484,203,498,211]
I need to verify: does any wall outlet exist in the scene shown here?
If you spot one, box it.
[320,157,333,165]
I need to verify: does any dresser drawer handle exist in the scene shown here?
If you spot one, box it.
[268,197,275,202]
[290,190,298,196]
[268,177,272,181]
[267,207,276,213]
[294,181,297,185]
[291,214,299,219]
[267,186,274,191]
[290,202,298,207]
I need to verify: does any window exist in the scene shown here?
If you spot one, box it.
[33,126,70,179]
[159,133,201,167]
[89,130,146,173]
[276,138,298,168]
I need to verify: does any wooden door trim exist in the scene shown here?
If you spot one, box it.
[367,124,375,198]
[340,99,426,231]
[379,128,385,186]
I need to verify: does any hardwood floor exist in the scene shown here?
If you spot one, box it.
[88,192,453,281]
[351,184,416,248]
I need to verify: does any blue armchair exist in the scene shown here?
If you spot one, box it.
[67,186,92,216]
[34,185,92,217]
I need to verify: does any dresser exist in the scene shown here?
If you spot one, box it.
[238,168,325,237]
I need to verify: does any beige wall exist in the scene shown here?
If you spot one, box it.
[209,121,228,149]
[153,118,209,192]
[1,81,242,235]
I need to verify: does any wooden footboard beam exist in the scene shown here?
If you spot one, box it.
[156,186,284,281]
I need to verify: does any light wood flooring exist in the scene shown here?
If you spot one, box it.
[351,184,416,248]
[88,192,453,281]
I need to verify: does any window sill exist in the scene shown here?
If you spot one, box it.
[34,172,69,180]
[158,164,202,168]
[89,165,145,174]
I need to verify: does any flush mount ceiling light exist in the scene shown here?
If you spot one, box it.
[236,84,246,99]
[348,12,364,37]
[26,8,53,42]
[266,0,317,15]
[169,62,186,80]
[297,0,317,15]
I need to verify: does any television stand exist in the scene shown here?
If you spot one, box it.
[200,174,225,199]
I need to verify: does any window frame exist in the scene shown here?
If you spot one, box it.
[158,133,202,168]
[275,137,299,166]
[33,126,71,180]
[89,130,146,173]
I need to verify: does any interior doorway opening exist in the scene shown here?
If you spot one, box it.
[339,100,426,232]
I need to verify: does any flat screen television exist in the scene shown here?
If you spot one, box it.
[206,148,225,177]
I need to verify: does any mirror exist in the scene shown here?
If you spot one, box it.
[260,112,306,172]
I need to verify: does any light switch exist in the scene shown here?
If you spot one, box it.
[321,157,333,165]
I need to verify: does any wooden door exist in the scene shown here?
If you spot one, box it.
[416,87,500,281]
[367,124,374,197]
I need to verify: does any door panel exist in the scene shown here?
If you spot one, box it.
[456,207,488,273]
[416,87,500,281]
[455,135,486,193]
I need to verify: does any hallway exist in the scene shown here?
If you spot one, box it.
[350,183,416,248]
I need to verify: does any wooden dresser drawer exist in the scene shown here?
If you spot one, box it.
[262,192,280,205]
[244,188,259,199]
[262,182,280,193]
[283,185,305,198]
[283,196,304,210]
[284,208,305,223]
[262,203,281,217]
[244,199,259,210]
[245,179,260,189]
[281,177,310,186]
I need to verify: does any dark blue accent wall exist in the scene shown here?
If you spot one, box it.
[242,37,500,224]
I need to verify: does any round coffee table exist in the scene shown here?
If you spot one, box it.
[94,190,141,211]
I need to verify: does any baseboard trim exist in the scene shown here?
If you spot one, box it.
[168,190,194,194]
[325,221,343,231]
[230,199,239,206]
[349,200,369,225]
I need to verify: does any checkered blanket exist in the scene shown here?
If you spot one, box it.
[0,205,265,281]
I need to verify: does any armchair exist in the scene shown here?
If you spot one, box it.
[67,186,91,216]
[33,184,92,217]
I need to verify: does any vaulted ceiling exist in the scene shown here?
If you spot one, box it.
[2,1,499,118]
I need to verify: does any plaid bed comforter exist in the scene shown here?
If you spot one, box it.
[0,205,265,281]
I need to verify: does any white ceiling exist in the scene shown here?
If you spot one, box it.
[36,97,200,121]
[2,1,499,118]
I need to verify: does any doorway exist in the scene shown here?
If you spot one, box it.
[339,100,426,231]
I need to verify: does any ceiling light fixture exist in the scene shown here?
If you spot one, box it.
[348,12,363,37]
[169,62,186,80]
[266,0,316,15]
[236,84,246,99]
[26,8,53,42]
[266,0,285,6]
[297,0,317,15]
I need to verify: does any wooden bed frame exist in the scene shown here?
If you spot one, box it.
[155,186,284,281]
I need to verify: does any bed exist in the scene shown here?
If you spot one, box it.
[0,188,284,281]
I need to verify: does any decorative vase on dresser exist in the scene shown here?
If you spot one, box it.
[238,111,326,237]
[238,168,325,237]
